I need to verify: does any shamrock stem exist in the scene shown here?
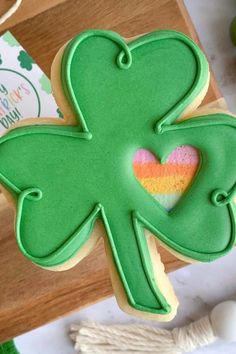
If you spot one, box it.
[101,206,177,319]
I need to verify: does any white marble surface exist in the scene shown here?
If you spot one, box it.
[15,1,236,353]
[186,0,236,114]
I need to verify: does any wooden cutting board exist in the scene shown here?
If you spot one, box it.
[0,0,222,342]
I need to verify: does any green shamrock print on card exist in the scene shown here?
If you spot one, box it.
[2,32,19,47]
[39,74,52,94]
[0,30,235,318]
[56,108,63,118]
[17,50,34,71]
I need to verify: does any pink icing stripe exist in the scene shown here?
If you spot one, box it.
[167,146,199,164]
[134,146,199,164]
[133,149,157,163]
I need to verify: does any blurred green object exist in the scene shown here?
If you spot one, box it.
[230,16,236,46]
[0,340,19,354]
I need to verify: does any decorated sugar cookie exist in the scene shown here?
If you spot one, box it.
[0,30,235,321]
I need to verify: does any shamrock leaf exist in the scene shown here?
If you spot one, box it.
[17,50,34,71]
[0,30,235,318]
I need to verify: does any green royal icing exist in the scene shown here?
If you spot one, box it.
[0,30,235,316]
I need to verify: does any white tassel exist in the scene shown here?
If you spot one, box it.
[70,301,236,353]
[0,0,23,25]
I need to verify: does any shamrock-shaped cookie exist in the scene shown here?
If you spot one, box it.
[0,30,235,321]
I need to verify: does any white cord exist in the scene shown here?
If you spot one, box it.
[70,301,236,353]
[70,316,216,354]
[0,0,23,25]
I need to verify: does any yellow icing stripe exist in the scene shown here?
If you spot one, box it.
[139,175,193,194]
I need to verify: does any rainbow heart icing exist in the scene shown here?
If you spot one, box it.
[133,146,199,211]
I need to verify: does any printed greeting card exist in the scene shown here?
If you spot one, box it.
[0,31,60,135]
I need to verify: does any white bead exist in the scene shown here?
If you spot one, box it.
[210,301,236,342]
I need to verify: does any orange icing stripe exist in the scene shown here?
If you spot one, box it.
[133,163,198,179]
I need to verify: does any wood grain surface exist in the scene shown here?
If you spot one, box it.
[0,0,222,342]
